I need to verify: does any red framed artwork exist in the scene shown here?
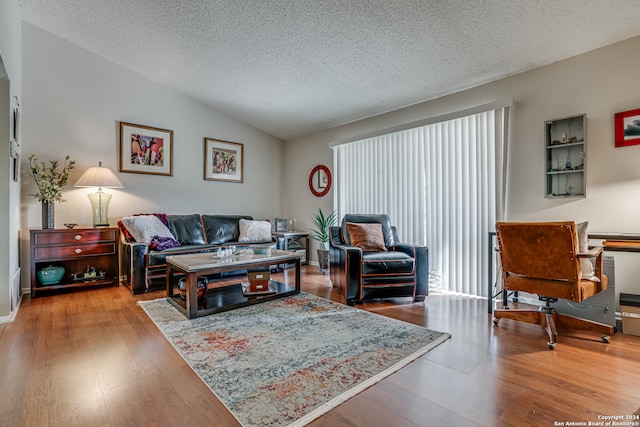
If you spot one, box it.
[614,108,640,148]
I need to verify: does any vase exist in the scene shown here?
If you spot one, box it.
[41,201,55,229]
[177,277,208,301]
[317,249,330,275]
[36,265,65,285]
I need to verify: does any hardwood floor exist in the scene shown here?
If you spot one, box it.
[1,266,639,426]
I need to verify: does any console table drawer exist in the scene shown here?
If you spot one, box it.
[33,229,116,246]
[34,242,116,260]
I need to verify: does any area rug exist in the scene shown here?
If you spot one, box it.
[138,293,450,427]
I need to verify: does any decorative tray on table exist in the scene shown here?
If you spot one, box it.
[241,281,276,296]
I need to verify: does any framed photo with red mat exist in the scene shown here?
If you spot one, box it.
[614,108,640,148]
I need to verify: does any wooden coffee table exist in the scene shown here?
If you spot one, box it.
[166,248,301,319]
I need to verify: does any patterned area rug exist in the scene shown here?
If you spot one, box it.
[138,293,450,427]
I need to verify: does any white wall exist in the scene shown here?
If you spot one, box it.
[285,35,640,305]
[21,23,285,291]
[283,135,334,259]
[0,0,22,320]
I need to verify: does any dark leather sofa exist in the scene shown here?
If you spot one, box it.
[329,214,429,305]
[120,214,273,294]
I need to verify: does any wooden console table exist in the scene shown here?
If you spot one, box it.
[30,228,120,298]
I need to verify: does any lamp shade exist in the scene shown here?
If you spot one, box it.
[74,161,123,189]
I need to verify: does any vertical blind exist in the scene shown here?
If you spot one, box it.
[333,108,508,297]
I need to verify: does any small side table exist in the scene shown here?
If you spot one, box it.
[272,231,310,266]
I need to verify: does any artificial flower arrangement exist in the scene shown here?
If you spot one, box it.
[28,154,76,203]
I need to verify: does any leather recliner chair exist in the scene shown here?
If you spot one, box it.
[329,214,429,305]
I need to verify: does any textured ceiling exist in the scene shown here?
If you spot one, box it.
[20,0,640,141]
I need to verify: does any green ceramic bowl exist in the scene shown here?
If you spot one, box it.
[37,265,65,285]
[252,244,272,254]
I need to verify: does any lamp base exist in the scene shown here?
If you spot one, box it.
[93,223,110,228]
[87,191,112,228]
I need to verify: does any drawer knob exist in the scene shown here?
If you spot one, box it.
[75,248,82,254]
[74,235,82,240]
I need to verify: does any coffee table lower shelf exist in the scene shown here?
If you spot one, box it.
[167,280,298,318]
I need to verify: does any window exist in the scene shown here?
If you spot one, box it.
[333,107,508,296]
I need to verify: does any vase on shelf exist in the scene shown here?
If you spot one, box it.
[41,201,55,229]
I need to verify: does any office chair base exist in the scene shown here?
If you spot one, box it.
[493,306,614,349]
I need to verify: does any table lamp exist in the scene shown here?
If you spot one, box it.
[74,161,124,227]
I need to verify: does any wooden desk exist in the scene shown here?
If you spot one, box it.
[588,233,640,252]
[488,231,497,314]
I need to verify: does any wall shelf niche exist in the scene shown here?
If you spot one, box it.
[545,114,586,198]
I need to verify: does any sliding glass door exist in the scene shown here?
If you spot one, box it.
[333,108,508,297]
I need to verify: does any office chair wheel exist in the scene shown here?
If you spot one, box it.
[547,342,556,350]
[493,317,500,325]
[601,335,611,343]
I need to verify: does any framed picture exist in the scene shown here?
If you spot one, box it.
[119,122,173,176]
[275,218,288,232]
[11,96,20,143]
[614,108,640,148]
[204,138,244,182]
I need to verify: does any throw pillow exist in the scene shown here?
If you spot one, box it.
[346,222,388,252]
[576,221,594,278]
[122,215,175,244]
[238,219,272,242]
[150,235,181,251]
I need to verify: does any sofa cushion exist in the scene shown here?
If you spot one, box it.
[167,214,206,245]
[346,222,388,252]
[150,235,181,251]
[239,219,272,242]
[122,215,175,244]
[203,215,253,244]
[361,251,415,275]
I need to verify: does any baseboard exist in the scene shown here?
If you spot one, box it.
[0,295,21,324]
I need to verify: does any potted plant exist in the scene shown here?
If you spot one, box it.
[310,208,337,274]
[28,154,75,229]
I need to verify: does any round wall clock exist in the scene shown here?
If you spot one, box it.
[309,165,331,197]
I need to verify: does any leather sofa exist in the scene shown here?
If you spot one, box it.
[119,214,273,294]
[329,214,428,305]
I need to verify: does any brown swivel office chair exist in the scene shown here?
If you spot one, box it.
[493,221,614,350]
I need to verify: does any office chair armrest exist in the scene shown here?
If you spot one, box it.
[577,246,603,258]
